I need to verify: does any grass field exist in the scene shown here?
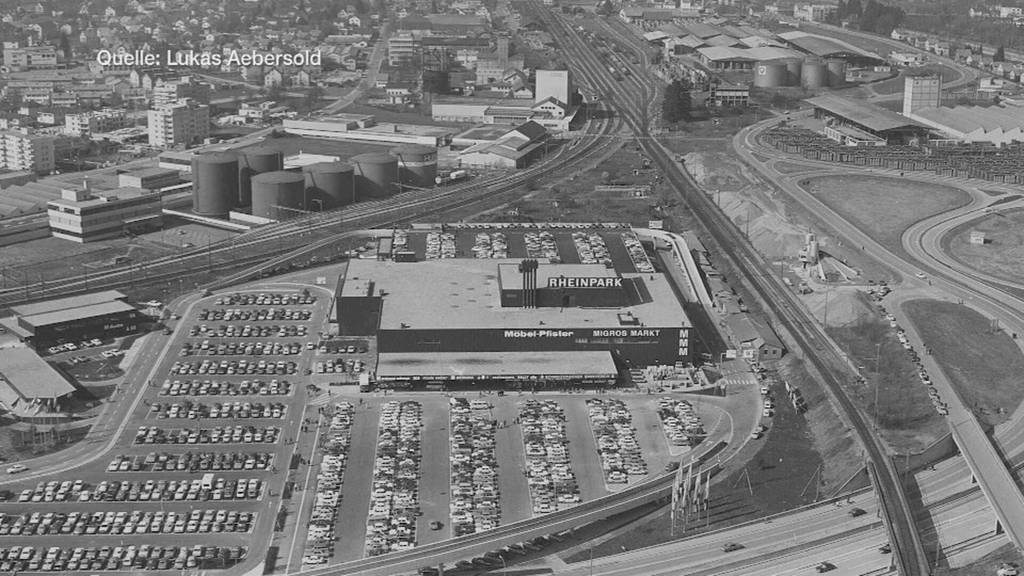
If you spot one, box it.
[801,175,970,256]
[828,316,947,451]
[944,208,1024,286]
[903,299,1024,427]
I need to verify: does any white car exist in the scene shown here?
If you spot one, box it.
[915,272,927,279]
[6,464,27,474]
[144,300,163,308]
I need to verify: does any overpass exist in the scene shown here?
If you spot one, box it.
[949,417,1024,551]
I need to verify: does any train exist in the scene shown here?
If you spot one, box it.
[435,169,468,185]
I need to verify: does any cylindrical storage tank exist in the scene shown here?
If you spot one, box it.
[251,171,305,220]
[238,148,283,207]
[303,162,356,209]
[801,59,828,89]
[752,60,788,88]
[388,144,437,188]
[191,152,238,217]
[351,152,398,199]
[784,58,803,86]
[826,59,847,87]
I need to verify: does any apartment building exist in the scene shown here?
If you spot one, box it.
[152,77,211,108]
[147,98,210,149]
[388,33,421,67]
[0,129,55,174]
[64,108,130,137]
[2,46,58,70]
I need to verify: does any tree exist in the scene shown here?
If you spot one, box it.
[661,79,691,123]
[993,45,1005,62]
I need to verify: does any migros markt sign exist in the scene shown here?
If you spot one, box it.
[503,329,663,338]
[547,277,623,288]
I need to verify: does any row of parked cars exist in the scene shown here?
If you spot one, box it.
[0,509,253,537]
[366,401,423,557]
[524,230,560,260]
[133,425,280,445]
[881,307,947,416]
[425,231,456,259]
[169,359,298,376]
[181,341,304,357]
[520,399,581,515]
[449,398,500,536]
[45,338,104,355]
[196,308,313,322]
[657,397,705,447]
[214,291,316,306]
[160,378,291,396]
[572,231,612,266]
[586,399,648,484]
[621,233,655,273]
[471,232,509,259]
[106,451,273,473]
[316,358,365,374]
[0,544,246,573]
[149,401,287,420]
[302,402,355,567]
[17,477,262,504]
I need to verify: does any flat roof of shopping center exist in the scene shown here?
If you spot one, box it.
[376,351,618,380]
[342,258,690,331]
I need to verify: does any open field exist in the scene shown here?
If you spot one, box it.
[828,315,947,452]
[800,175,970,256]
[944,208,1024,287]
[903,299,1024,427]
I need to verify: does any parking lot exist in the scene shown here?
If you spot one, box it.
[0,286,334,573]
[297,392,726,564]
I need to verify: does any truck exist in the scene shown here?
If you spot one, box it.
[435,170,468,185]
[358,373,371,393]
[201,473,214,490]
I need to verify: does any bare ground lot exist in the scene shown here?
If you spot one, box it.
[902,299,1024,427]
[944,208,1024,287]
[799,175,970,257]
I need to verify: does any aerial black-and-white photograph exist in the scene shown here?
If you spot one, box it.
[0,0,1022,574]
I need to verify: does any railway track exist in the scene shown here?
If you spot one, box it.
[532,6,929,575]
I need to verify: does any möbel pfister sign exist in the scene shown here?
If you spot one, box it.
[547,277,623,288]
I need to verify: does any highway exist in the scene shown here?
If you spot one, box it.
[523,6,930,576]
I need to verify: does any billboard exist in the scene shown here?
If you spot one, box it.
[546,277,623,289]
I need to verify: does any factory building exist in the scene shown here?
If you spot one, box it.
[458,121,549,168]
[806,94,930,145]
[147,98,210,149]
[9,290,143,349]
[117,167,181,190]
[0,348,77,420]
[335,224,694,387]
[47,183,162,242]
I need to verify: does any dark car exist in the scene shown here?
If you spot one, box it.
[816,561,836,573]
[848,507,866,517]
[878,543,891,554]
[721,543,744,553]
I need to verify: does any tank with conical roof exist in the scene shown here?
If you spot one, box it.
[251,171,305,220]
[352,152,398,199]
[238,148,283,207]
[191,152,239,217]
[389,144,437,188]
[303,162,356,209]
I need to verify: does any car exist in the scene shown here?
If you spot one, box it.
[815,561,836,572]
[915,272,927,279]
[721,543,744,553]
[6,464,27,474]
[429,520,443,530]
[878,543,891,554]
[848,507,866,517]
[664,461,680,472]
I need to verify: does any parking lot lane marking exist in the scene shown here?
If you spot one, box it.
[284,398,319,575]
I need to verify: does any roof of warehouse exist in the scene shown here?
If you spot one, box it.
[805,95,925,132]
[21,300,137,328]
[911,104,1024,133]
[776,30,881,60]
[11,290,127,317]
[0,347,76,400]
[343,258,690,331]
[697,45,801,62]
[376,351,618,379]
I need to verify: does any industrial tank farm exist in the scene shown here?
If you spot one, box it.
[753,60,788,88]
[251,171,306,220]
[389,145,438,189]
[192,152,239,217]
[801,59,828,89]
[303,162,356,209]
[352,153,399,199]
[238,148,284,207]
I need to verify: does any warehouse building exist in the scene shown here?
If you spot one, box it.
[806,94,930,145]
[9,290,143,349]
[0,348,77,420]
[336,226,692,387]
